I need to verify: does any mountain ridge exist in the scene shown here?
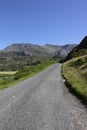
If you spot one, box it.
[0,43,77,71]
[2,43,77,57]
[65,36,87,61]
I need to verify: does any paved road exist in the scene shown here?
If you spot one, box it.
[0,64,74,130]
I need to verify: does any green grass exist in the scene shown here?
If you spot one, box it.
[14,60,56,80]
[0,60,56,90]
[62,55,87,105]
[0,74,15,90]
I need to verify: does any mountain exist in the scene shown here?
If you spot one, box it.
[42,44,77,57]
[0,43,76,71]
[56,44,77,57]
[0,43,51,71]
[65,36,87,61]
[3,43,50,57]
[3,43,76,57]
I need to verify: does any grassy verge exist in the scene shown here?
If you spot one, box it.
[0,60,56,90]
[62,55,87,106]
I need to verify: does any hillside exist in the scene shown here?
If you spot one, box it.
[65,36,87,61]
[62,36,87,105]
[2,43,76,57]
[62,55,87,105]
[0,44,50,71]
[42,44,77,57]
[0,43,76,71]
[3,43,50,57]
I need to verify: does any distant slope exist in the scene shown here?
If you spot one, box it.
[56,44,77,57]
[3,43,50,57]
[62,55,87,105]
[3,43,76,58]
[42,44,77,57]
[65,36,87,61]
[0,43,76,71]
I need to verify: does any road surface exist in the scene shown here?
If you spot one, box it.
[0,64,74,130]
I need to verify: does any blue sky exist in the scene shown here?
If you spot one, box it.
[0,0,87,49]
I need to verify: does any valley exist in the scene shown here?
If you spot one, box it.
[0,43,76,71]
[0,36,87,129]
